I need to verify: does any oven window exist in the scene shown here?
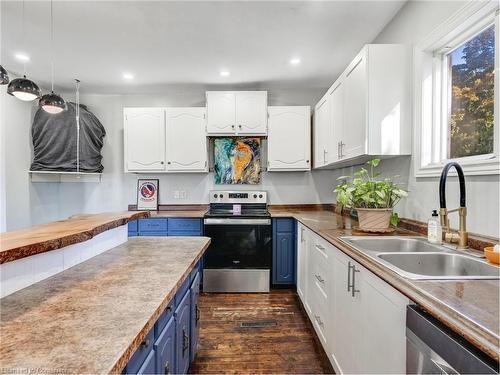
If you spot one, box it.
[203,224,272,269]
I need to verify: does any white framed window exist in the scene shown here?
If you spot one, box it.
[414,1,499,177]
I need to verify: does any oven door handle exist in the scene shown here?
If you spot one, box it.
[204,218,271,225]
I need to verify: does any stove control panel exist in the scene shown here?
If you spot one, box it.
[209,191,267,204]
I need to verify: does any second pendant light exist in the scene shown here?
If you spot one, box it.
[39,0,66,114]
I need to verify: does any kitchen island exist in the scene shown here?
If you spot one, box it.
[0,236,210,374]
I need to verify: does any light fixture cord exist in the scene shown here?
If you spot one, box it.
[75,79,80,173]
[22,0,26,76]
[50,0,54,92]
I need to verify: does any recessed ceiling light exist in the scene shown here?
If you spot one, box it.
[123,72,134,80]
[15,53,30,62]
[220,70,230,77]
[290,58,301,65]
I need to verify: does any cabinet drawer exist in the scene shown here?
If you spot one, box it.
[155,299,175,339]
[275,218,294,233]
[138,219,168,233]
[125,329,154,374]
[168,218,201,232]
[310,280,330,351]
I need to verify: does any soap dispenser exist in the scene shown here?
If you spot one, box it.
[428,210,442,244]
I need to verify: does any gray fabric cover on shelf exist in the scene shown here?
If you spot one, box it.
[31,102,106,173]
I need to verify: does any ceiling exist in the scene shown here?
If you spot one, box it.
[1,1,406,95]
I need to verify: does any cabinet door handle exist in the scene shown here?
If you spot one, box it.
[231,125,235,129]
[196,304,200,324]
[337,142,340,159]
[340,141,345,158]
[315,244,325,251]
[314,315,324,327]
[182,328,189,357]
[349,262,360,297]
[141,338,150,349]
[347,261,352,292]
[315,274,325,284]
[300,228,305,242]
[164,361,170,374]
[238,124,242,129]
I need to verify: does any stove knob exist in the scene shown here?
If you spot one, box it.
[213,194,218,198]
[219,194,223,198]
[259,194,263,198]
[253,194,257,198]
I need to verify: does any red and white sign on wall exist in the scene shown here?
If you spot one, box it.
[137,179,159,210]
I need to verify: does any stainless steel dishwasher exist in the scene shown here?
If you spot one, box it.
[406,305,498,374]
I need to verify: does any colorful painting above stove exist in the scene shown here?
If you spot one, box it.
[214,137,261,184]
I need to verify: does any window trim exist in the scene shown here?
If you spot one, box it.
[414,1,499,178]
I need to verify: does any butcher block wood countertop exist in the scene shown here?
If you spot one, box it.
[0,236,210,374]
[0,211,149,264]
[269,206,500,362]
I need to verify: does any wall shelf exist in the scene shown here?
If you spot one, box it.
[29,170,102,183]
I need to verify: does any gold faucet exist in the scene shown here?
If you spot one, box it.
[439,162,468,250]
[439,207,468,249]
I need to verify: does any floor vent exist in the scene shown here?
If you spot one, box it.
[240,321,278,328]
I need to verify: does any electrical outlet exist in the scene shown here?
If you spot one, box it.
[173,191,180,199]
[180,190,187,199]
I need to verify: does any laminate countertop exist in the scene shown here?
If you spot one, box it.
[0,236,210,374]
[269,207,500,362]
[0,211,149,264]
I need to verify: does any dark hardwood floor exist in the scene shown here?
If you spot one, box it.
[189,289,334,374]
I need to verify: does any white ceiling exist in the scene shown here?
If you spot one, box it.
[1,1,406,95]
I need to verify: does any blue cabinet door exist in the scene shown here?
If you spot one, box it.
[137,349,156,375]
[138,218,168,234]
[273,232,295,284]
[272,218,296,285]
[154,317,175,375]
[190,272,201,362]
[175,290,191,374]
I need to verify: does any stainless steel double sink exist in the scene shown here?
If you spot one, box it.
[339,236,500,280]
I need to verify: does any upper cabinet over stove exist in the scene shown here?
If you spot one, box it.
[206,91,268,136]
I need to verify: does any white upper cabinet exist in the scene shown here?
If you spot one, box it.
[165,108,207,172]
[267,106,311,171]
[343,53,367,159]
[206,91,268,135]
[313,44,411,169]
[235,91,268,135]
[313,95,330,168]
[329,81,344,163]
[206,92,236,134]
[124,108,166,172]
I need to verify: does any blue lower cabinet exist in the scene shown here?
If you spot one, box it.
[175,291,191,374]
[272,218,296,285]
[168,218,202,233]
[125,329,154,374]
[154,317,175,375]
[138,218,168,234]
[190,272,201,361]
[137,349,156,375]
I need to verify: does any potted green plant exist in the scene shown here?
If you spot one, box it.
[334,159,408,232]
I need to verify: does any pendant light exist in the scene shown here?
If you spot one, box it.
[0,65,9,85]
[39,0,66,114]
[7,0,41,101]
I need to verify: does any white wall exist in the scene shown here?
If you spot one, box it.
[369,0,500,238]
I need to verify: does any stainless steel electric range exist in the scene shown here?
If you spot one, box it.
[203,191,272,293]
